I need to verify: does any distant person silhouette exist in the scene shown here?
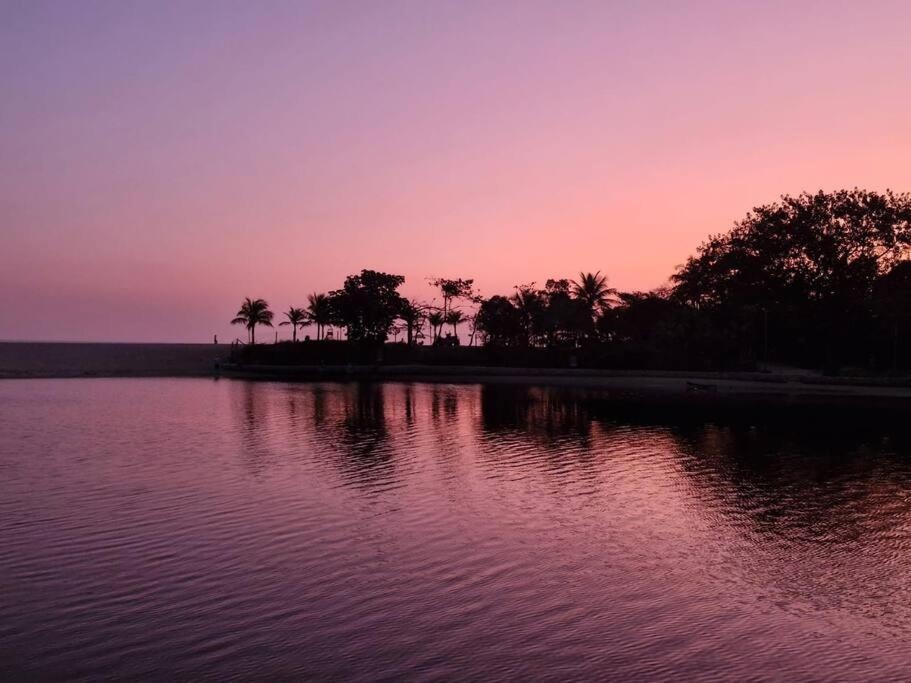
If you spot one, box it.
[214,334,218,344]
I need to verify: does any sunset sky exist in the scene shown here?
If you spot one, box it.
[3,0,911,342]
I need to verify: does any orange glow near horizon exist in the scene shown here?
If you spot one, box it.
[3,1,911,341]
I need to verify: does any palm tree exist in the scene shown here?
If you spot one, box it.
[572,271,617,317]
[511,284,543,346]
[306,293,332,340]
[231,297,274,344]
[279,306,307,342]
[427,311,444,343]
[444,309,467,340]
[398,298,424,346]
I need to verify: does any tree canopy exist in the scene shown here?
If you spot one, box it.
[672,189,911,309]
[670,189,911,368]
[234,189,911,373]
[328,269,406,344]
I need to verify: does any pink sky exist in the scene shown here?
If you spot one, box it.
[2,0,911,342]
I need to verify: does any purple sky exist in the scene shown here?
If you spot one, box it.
[3,0,911,342]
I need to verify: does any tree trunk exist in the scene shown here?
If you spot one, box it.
[251,325,255,345]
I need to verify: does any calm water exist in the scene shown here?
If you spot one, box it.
[3,379,911,680]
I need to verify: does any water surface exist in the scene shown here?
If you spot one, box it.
[2,379,911,680]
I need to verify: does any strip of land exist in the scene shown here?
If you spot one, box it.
[4,342,911,405]
[0,342,223,379]
[217,361,911,403]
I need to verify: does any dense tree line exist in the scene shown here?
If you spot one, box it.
[671,189,911,370]
[231,189,911,372]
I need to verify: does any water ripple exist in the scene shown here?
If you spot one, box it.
[3,378,911,680]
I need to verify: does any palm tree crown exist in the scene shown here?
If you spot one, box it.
[398,298,424,345]
[231,297,274,344]
[444,309,467,338]
[571,271,616,315]
[306,293,332,340]
[427,311,444,343]
[279,306,307,342]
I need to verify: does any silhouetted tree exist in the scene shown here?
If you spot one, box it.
[674,190,911,309]
[572,271,616,319]
[541,279,591,346]
[598,289,696,367]
[279,306,307,342]
[329,269,406,344]
[429,278,475,316]
[231,297,274,344]
[427,310,444,343]
[672,189,911,369]
[444,309,468,340]
[490,280,592,348]
[511,284,546,346]
[306,293,332,340]
[398,298,425,346]
[476,295,523,346]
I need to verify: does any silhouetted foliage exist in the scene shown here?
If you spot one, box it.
[672,189,911,370]
[597,290,696,367]
[540,279,592,347]
[397,298,425,346]
[429,278,476,316]
[328,270,406,345]
[482,281,591,348]
[306,293,332,341]
[444,309,468,341]
[476,295,523,347]
[572,271,617,320]
[279,306,307,342]
[510,284,545,347]
[427,311,444,343]
[231,189,911,373]
[231,297,274,344]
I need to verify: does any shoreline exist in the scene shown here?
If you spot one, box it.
[4,341,911,405]
[0,342,223,379]
[218,362,911,406]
